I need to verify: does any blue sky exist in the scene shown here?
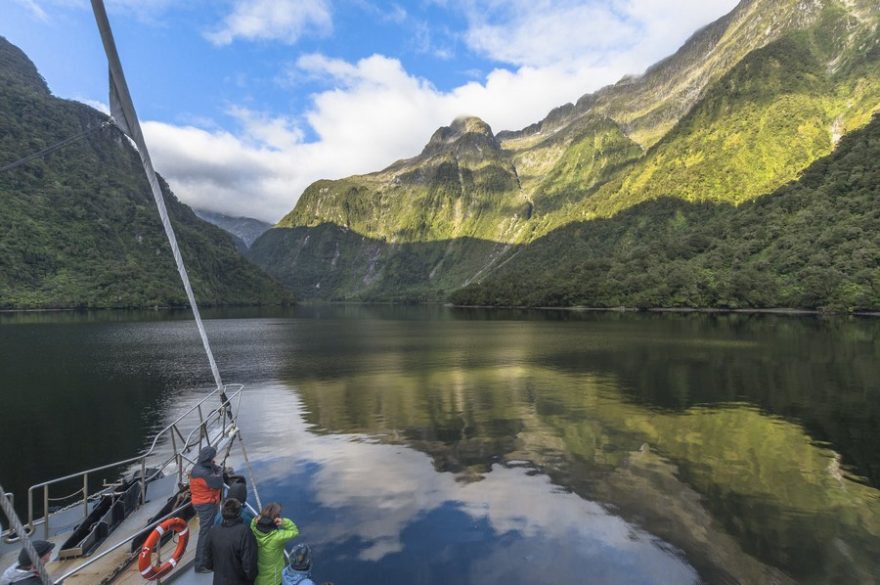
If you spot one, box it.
[2,0,739,222]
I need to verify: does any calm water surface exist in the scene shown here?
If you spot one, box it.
[1,306,879,584]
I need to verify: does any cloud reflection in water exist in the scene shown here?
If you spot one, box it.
[231,383,698,584]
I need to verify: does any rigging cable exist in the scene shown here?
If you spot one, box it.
[90,0,227,403]
[0,121,111,174]
[0,486,52,585]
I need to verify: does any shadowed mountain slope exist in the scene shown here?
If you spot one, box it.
[0,36,289,309]
[194,209,272,249]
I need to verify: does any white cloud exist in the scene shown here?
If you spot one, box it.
[352,0,408,25]
[205,0,332,46]
[13,0,49,21]
[460,0,740,68]
[18,0,179,22]
[145,1,740,222]
[107,0,177,21]
[226,106,304,151]
[143,121,296,223]
[75,97,110,115]
[465,0,640,67]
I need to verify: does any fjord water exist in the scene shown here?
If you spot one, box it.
[1,307,878,584]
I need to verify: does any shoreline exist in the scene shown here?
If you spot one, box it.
[0,302,290,315]
[3,302,876,318]
[447,304,880,317]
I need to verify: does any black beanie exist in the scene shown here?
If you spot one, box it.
[221,498,242,520]
[19,540,54,567]
[226,476,247,504]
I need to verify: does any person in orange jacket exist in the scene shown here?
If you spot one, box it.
[190,446,224,573]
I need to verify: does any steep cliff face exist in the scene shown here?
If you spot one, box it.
[252,0,880,303]
[252,116,521,300]
[0,36,289,309]
[280,116,525,244]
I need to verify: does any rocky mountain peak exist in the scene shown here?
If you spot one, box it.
[420,116,501,162]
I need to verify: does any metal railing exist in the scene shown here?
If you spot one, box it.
[15,384,243,540]
[52,482,270,585]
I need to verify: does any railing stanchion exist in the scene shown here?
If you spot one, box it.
[27,488,34,535]
[197,405,205,450]
[42,486,49,539]
[140,459,147,505]
[83,474,89,520]
[170,429,182,485]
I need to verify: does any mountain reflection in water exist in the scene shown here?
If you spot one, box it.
[239,385,699,585]
[1,307,879,584]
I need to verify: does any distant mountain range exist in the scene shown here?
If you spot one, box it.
[0,36,288,309]
[249,0,880,311]
[193,209,271,250]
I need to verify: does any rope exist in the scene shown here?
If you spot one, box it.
[90,0,227,403]
[46,487,85,502]
[0,485,52,585]
[0,121,111,173]
[237,434,263,511]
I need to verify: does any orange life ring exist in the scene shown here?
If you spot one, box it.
[137,516,189,580]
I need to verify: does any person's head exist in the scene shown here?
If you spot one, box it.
[198,446,217,464]
[221,497,242,520]
[289,543,311,572]
[259,502,282,522]
[226,476,247,504]
[18,540,54,568]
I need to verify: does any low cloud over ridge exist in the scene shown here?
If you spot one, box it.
[142,0,738,223]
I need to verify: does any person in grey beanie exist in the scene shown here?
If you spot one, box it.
[0,540,54,585]
[190,445,224,572]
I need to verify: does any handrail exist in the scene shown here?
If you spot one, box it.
[23,384,243,537]
[6,384,264,583]
[51,498,193,584]
[53,475,275,584]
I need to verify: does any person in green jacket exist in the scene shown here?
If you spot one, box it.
[251,502,300,585]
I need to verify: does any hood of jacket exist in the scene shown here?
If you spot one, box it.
[197,446,217,464]
[220,516,244,528]
[253,516,276,535]
[281,566,312,585]
[1,564,38,584]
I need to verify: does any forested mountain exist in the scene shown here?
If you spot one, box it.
[250,0,880,309]
[0,37,289,309]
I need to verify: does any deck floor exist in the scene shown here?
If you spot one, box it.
[1,475,199,585]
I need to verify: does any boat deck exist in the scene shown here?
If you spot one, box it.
[1,475,226,584]
[1,390,242,585]
[166,565,212,585]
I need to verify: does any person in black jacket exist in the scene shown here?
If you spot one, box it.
[204,498,258,585]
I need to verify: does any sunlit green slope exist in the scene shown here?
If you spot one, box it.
[452,112,880,310]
